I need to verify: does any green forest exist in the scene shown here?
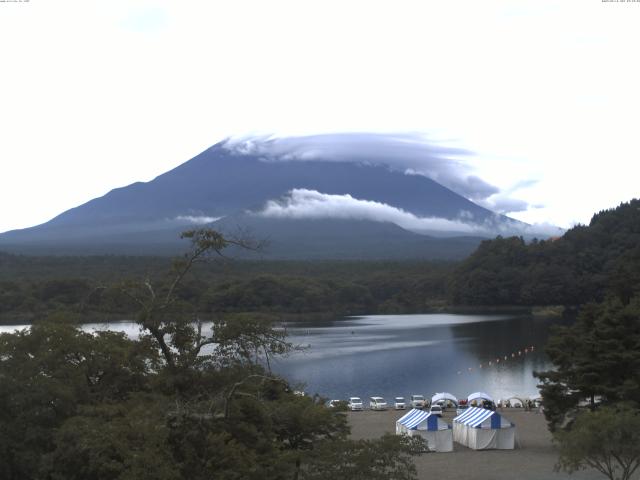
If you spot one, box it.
[1,200,640,479]
[450,199,640,306]
[2,199,640,324]
[0,230,424,479]
[0,255,453,324]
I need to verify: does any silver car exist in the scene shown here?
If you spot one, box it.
[394,397,406,410]
[369,396,388,410]
[429,405,443,417]
[410,394,426,409]
[348,397,364,411]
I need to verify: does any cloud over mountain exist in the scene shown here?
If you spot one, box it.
[257,189,487,234]
[257,189,563,238]
[0,135,560,258]
[174,215,222,224]
[224,133,500,203]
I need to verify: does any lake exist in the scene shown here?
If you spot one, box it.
[0,313,564,403]
[273,313,564,403]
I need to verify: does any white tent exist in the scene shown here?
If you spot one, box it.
[467,392,494,404]
[396,409,453,452]
[504,396,525,407]
[431,392,458,406]
[453,407,515,450]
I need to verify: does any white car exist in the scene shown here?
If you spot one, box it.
[327,399,345,409]
[348,397,364,411]
[410,394,426,409]
[370,396,388,410]
[429,405,443,417]
[394,397,406,410]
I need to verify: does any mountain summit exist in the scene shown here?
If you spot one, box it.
[0,135,538,259]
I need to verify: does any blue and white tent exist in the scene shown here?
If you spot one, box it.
[453,407,515,450]
[396,409,453,452]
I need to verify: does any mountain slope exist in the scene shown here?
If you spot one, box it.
[0,141,523,258]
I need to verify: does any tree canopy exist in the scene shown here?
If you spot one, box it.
[535,297,640,431]
[555,406,640,480]
[0,229,422,480]
[450,199,640,306]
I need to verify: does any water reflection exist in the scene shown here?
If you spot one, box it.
[0,313,567,403]
[274,313,566,402]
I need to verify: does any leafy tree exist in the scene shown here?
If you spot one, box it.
[555,406,640,480]
[608,245,640,306]
[0,230,424,479]
[0,322,151,480]
[211,313,291,370]
[45,397,181,480]
[301,434,424,480]
[119,229,262,372]
[38,279,92,305]
[269,393,349,479]
[535,297,640,431]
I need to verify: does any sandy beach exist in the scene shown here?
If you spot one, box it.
[347,408,604,480]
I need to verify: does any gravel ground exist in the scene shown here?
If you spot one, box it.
[347,408,606,480]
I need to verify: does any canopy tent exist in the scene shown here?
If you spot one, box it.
[453,407,515,450]
[396,409,422,434]
[467,392,494,403]
[431,392,458,406]
[504,396,525,407]
[395,409,453,452]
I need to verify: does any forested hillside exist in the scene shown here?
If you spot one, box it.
[450,199,640,306]
[3,199,639,322]
[0,256,452,323]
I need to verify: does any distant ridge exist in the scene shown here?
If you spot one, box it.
[0,139,529,259]
[450,198,640,305]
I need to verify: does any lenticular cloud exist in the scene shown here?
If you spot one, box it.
[257,189,486,234]
[256,189,564,238]
[224,132,500,203]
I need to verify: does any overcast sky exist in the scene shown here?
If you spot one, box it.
[1,0,639,234]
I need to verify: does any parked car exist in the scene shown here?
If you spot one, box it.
[369,396,388,410]
[326,399,347,409]
[394,397,406,410]
[456,404,469,416]
[348,397,364,411]
[410,394,426,409]
[429,405,443,417]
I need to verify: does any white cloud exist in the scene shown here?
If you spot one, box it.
[224,133,501,203]
[256,189,564,238]
[478,179,542,215]
[1,0,638,233]
[175,215,222,225]
[119,6,169,34]
[257,189,483,234]
[480,196,530,215]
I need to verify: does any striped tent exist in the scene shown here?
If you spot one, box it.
[453,407,515,450]
[396,409,453,452]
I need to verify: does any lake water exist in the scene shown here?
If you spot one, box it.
[0,313,564,403]
[273,313,564,403]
